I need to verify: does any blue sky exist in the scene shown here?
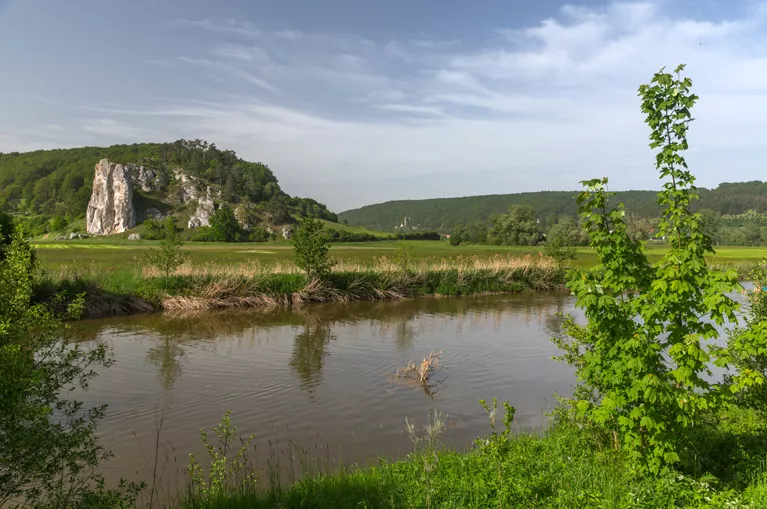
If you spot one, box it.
[1,0,765,211]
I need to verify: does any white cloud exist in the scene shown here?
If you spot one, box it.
[15,2,767,210]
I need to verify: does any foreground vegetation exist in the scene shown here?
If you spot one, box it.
[161,405,767,509]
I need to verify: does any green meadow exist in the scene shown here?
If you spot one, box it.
[32,238,766,272]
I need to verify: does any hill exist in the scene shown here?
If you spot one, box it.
[338,182,767,232]
[0,139,337,236]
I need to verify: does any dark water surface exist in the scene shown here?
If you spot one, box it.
[74,293,579,497]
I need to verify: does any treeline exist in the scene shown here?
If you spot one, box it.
[339,182,767,233]
[449,206,590,247]
[182,207,442,243]
[0,139,336,223]
[449,203,767,247]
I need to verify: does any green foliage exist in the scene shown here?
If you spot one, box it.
[49,215,68,232]
[146,217,188,282]
[726,260,767,417]
[340,184,767,239]
[394,242,414,272]
[0,224,143,507]
[487,205,542,246]
[292,218,333,278]
[248,226,271,243]
[173,408,765,509]
[449,222,489,245]
[0,139,336,225]
[187,411,257,500]
[553,65,747,474]
[209,205,244,242]
[543,237,576,269]
[544,217,586,268]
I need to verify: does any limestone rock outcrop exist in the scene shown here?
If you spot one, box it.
[134,166,157,192]
[174,169,198,204]
[86,159,136,235]
[188,187,215,228]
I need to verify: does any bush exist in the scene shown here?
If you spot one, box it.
[0,226,143,506]
[553,64,755,474]
[210,205,244,242]
[145,217,188,283]
[248,226,270,243]
[190,227,217,242]
[293,217,333,278]
[396,231,441,241]
[49,215,68,232]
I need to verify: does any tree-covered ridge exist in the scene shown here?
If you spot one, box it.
[338,182,767,233]
[0,139,337,222]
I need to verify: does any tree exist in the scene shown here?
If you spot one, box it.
[50,215,68,232]
[146,217,188,282]
[543,235,576,269]
[546,217,588,246]
[209,205,243,242]
[293,217,332,278]
[264,197,292,225]
[0,225,142,506]
[487,205,541,246]
[553,65,757,474]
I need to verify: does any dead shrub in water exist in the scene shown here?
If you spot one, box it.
[394,350,445,395]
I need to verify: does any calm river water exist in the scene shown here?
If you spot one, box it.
[75,293,579,497]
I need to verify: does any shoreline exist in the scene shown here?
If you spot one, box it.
[40,257,567,319]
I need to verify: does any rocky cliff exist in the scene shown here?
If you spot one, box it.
[86,159,136,235]
[188,187,215,228]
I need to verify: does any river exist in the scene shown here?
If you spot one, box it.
[75,293,580,499]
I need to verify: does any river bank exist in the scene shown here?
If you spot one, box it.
[39,255,566,318]
[162,406,767,509]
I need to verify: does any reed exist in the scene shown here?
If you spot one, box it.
[39,254,566,318]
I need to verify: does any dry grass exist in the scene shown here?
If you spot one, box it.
[139,253,560,279]
[44,254,565,317]
[395,350,443,385]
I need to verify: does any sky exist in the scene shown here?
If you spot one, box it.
[1,0,766,212]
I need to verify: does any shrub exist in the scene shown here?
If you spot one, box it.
[210,205,244,242]
[553,64,758,474]
[248,226,270,243]
[293,217,333,278]
[0,225,143,506]
[145,217,188,283]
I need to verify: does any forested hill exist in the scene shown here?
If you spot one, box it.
[0,140,336,221]
[338,182,767,232]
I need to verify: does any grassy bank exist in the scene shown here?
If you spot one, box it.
[160,405,767,509]
[40,255,565,317]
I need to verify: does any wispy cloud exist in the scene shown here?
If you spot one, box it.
[12,2,767,210]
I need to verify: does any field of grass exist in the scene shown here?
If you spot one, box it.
[32,238,766,272]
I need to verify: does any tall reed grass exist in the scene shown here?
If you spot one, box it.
[40,255,566,317]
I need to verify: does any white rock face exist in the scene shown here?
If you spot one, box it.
[128,233,142,240]
[86,159,136,235]
[188,187,215,228]
[174,169,198,204]
[134,166,157,192]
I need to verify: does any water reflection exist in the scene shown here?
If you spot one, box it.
[290,322,336,394]
[145,339,185,390]
[77,293,573,393]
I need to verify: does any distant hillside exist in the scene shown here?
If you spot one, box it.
[0,139,336,222]
[338,182,767,232]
